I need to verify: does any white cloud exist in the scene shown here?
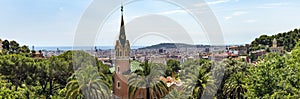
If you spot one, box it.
[232,11,247,16]
[158,10,187,15]
[256,6,273,9]
[225,11,247,21]
[194,0,234,7]
[265,2,286,6]
[207,0,231,5]
[257,2,289,9]
[225,16,232,20]
[244,20,256,23]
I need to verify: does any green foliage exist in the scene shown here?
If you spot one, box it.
[2,40,9,50]
[215,58,249,99]
[180,59,217,98]
[165,59,181,77]
[1,39,31,55]
[250,28,300,52]
[223,72,247,98]
[9,40,20,53]
[0,50,112,98]
[245,52,300,98]
[178,58,251,99]
[20,45,31,54]
[0,54,35,90]
[167,59,181,72]
[65,66,111,99]
[0,75,24,98]
[130,61,142,72]
[163,88,189,99]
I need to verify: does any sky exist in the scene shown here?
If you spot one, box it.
[0,0,300,47]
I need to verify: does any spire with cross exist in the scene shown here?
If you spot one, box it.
[119,4,126,47]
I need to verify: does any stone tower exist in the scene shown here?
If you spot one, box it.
[0,39,2,52]
[272,38,277,48]
[113,5,131,99]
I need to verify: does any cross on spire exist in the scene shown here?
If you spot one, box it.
[121,5,123,12]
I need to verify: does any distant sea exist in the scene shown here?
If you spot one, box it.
[33,46,144,51]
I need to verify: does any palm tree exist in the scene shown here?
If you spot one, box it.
[181,59,217,99]
[163,88,188,99]
[223,72,247,99]
[65,66,110,99]
[128,60,169,99]
[184,68,216,99]
[196,69,217,98]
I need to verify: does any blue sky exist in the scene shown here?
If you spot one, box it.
[1,0,300,46]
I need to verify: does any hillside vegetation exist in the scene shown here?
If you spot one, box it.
[250,28,300,52]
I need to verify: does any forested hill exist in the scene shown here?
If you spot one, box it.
[250,28,300,52]
[138,43,209,49]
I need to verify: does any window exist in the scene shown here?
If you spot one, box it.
[117,66,120,73]
[116,49,119,56]
[117,81,121,89]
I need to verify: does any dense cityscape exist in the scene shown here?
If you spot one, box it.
[37,38,286,67]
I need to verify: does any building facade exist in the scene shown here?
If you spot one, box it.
[269,38,284,54]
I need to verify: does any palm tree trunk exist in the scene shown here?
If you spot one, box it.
[15,84,18,91]
[146,87,150,99]
[49,78,53,96]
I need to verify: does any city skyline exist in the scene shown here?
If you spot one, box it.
[0,0,300,46]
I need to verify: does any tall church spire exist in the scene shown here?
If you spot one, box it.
[119,4,126,47]
[113,4,131,98]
